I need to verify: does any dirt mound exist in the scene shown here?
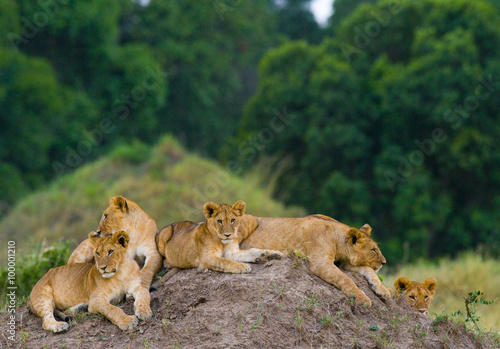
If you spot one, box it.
[1,256,492,348]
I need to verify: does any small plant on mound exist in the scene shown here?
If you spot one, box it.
[452,290,498,332]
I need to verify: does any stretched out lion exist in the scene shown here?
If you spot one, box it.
[237,214,390,307]
[155,201,284,274]
[68,196,162,289]
[29,231,152,332]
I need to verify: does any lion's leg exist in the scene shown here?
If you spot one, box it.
[88,296,138,330]
[224,243,284,263]
[30,285,69,333]
[68,239,94,264]
[138,244,163,290]
[342,265,391,299]
[307,256,372,307]
[199,254,251,274]
[129,283,152,320]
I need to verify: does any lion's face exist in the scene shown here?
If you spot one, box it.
[89,230,130,279]
[395,277,437,315]
[347,224,386,271]
[203,201,246,244]
[97,196,132,236]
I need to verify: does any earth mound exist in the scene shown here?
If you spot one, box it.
[0,256,490,348]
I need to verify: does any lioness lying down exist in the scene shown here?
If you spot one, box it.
[156,201,284,274]
[29,231,152,332]
[69,196,162,290]
[238,214,390,307]
[393,277,437,315]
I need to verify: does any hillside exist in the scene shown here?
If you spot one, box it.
[2,256,498,348]
[0,135,304,262]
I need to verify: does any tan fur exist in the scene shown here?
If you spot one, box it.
[29,231,152,333]
[156,201,284,274]
[393,277,437,315]
[68,196,162,289]
[238,214,390,307]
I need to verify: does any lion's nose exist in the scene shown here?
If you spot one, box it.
[100,265,107,270]
[381,260,386,265]
[419,309,426,314]
[224,234,231,238]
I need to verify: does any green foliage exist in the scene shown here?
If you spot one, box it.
[231,0,500,262]
[452,290,498,331]
[0,241,72,306]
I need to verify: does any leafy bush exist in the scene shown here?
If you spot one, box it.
[0,241,72,308]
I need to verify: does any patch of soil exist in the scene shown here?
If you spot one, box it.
[0,256,494,348]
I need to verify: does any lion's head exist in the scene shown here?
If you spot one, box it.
[203,201,246,244]
[346,224,386,271]
[89,230,130,278]
[96,196,147,236]
[394,277,437,315]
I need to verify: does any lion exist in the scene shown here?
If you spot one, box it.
[236,214,390,307]
[68,196,162,289]
[29,231,152,333]
[393,277,437,315]
[155,201,284,274]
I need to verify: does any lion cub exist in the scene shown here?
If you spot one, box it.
[29,231,152,333]
[156,201,284,274]
[393,277,437,315]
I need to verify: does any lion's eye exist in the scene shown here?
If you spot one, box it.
[96,252,100,257]
[217,219,223,225]
[108,250,114,256]
[424,296,429,300]
[103,214,108,221]
[372,249,377,253]
[231,218,235,224]
[409,295,416,300]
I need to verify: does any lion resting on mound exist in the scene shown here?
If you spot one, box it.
[393,277,437,315]
[68,196,162,289]
[29,231,152,332]
[156,201,284,274]
[237,214,390,307]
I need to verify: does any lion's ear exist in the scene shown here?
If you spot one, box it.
[111,196,128,213]
[89,231,102,245]
[112,230,130,249]
[394,277,411,292]
[203,202,219,219]
[423,278,437,295]
[347,228,362,245]
[359,224,372,235]
[232,201,246,216]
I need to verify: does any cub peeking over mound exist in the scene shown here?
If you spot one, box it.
[393,277,437,315]
[156,201,284,274]
[237,214,390,307]
[29,231,152,333]
[68,196,162,290]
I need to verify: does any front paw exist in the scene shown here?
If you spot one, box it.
[257,250,285,262]
[374,285,391,299]
[136,307,152,320]
[232,263,251,274]
[118,315,139,330]
[354,291,372,308]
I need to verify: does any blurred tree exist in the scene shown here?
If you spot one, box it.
[230,0,500,262]
[273,0,324,44]
[122,0,277,156]
[328,0,377,29]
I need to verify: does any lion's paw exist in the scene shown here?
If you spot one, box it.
[118,315,139,330]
